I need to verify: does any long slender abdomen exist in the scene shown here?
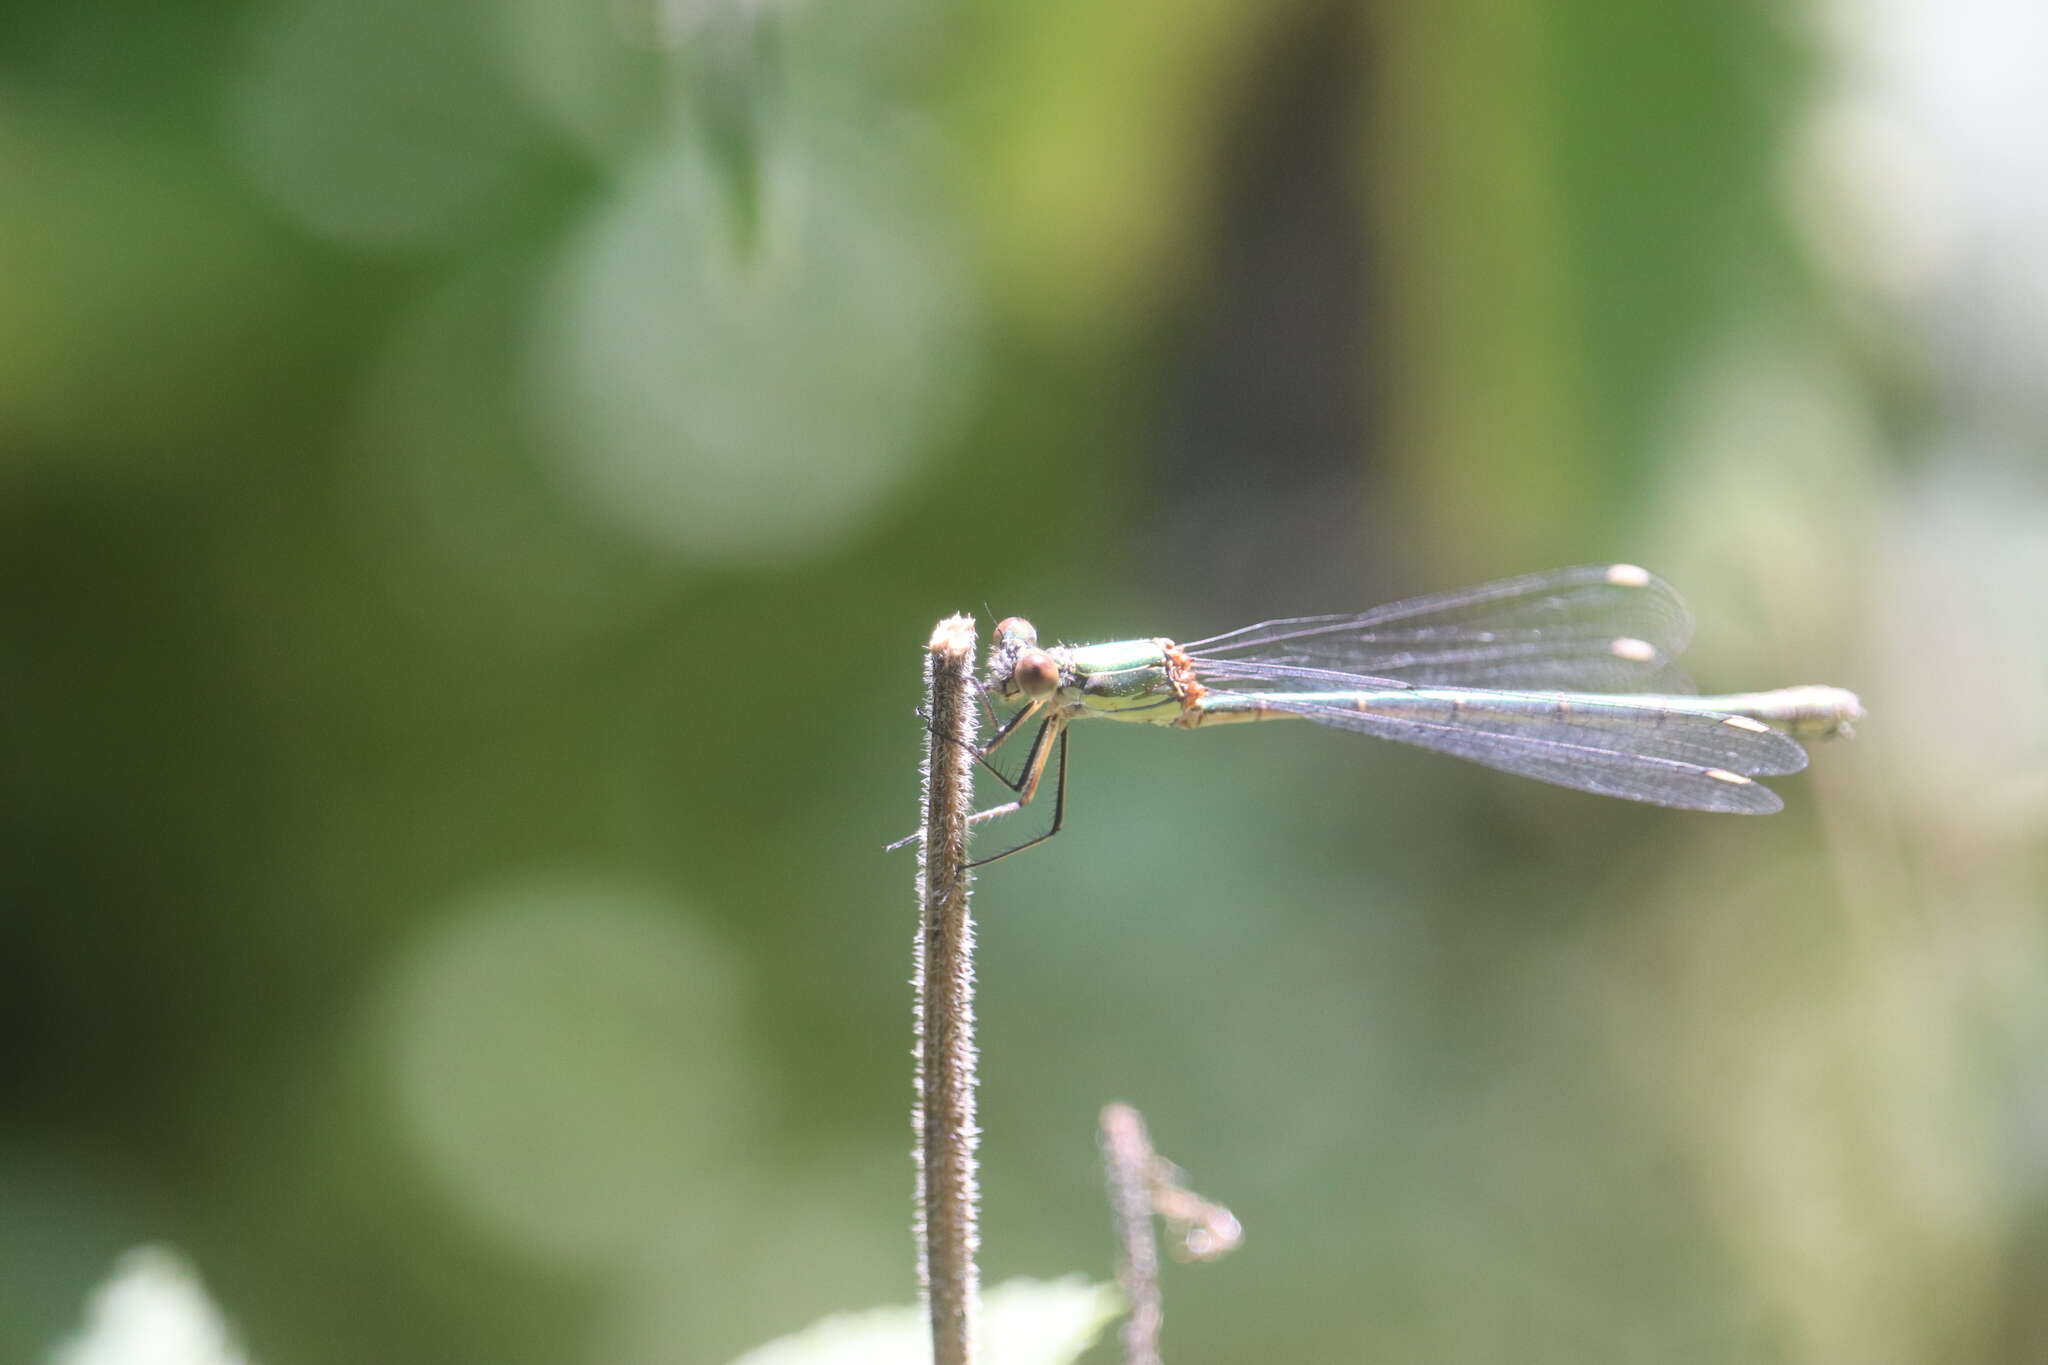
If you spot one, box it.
[1179,692,1297,727]
[1186,689,1485,729]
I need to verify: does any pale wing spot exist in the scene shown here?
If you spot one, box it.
[1609,636,1659,663]
[1703,768,1753,785]
[1720,714,1773,733]
[1605,563,1653,588]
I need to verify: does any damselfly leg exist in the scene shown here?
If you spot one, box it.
[884,699,1069,854]
[964,717,1069,867]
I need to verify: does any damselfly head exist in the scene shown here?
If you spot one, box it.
[987,617,1050,701]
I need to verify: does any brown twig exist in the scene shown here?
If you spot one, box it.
[1100,1104,1165,1365]
[913,615,981,1365]
[1100,1103,1244,1365]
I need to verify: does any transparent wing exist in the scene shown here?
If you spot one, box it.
[1254,689,1808,813]
[1184,564,1696,692]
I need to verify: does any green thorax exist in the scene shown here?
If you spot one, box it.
[1062,639,1182,723]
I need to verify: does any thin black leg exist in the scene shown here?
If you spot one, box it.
[887,703,1069,857]
[965,723,1069,867]
[922,698,1041,791]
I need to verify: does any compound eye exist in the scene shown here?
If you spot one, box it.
[1012,649,1060,700]
[994,617,1037,648]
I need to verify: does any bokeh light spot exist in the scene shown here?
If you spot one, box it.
[382,879,758,1265]
[350,254,670,648]
[499,0,670,163]
[529,118,976,563]
[227,0,547,250]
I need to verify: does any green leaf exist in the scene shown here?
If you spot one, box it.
[725,1276,1121,1365]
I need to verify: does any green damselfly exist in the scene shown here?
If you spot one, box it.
[911,564,1862,865]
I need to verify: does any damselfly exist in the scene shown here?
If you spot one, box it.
[913,565,1862,865]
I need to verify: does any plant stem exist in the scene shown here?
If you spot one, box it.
[1101,1103,1243,1364]
[914,614,981,1365]
[1100,1104,1164,1365]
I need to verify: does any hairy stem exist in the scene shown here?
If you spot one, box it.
[913,615,980,1365]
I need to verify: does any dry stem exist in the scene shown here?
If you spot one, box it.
[1100,1102,1244,1365]
[913,615,981,1364]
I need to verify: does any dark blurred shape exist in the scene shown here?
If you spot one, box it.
[1153,0,1380,622]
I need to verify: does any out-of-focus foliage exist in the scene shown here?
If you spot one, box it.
[46,1249,252,1365]
[723,1278,1118,1365]
[6,0,2046,1362]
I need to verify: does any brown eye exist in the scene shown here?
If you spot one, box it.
[1012,649,1060,699]
[994,617,1037,648]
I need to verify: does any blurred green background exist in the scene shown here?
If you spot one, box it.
[7,1,2048,1361]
